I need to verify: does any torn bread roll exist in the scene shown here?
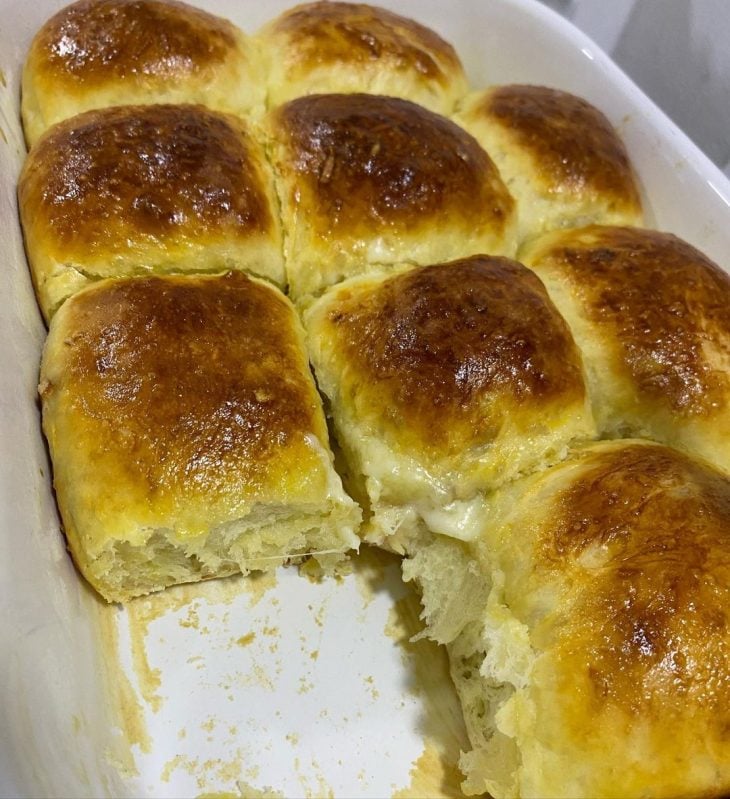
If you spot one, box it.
[40,271,360,603]
[405,439,730,798]
[304,255,594,553]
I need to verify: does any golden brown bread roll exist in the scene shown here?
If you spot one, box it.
[19,104,283,321]
[39,272,360,603]
[21,0,265,146]
[266,93,517,300]
[405,439,730,798]
[304,255,594,552]
[455,85,644,243]
[19,3,730,792]
[257,1,468,114]
[521,225,730,476]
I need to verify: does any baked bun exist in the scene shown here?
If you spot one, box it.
[455,85,643,242]
[19,104,283,321]
[304,255,594,552]
[21,0,265,146]
[266,93,517,300]
[406,439,730,798]
[39,272,360,603]
[257,1,467,114]
[521,225,730,476]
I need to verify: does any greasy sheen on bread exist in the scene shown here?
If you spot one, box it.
[405,439,730,798]
[266,93,517,300]
[257,1,468,114]
[21,1,730,794]
[521,225,730,476]
[21,0,265,146]
[455,85,643,243]
[19,104,283,321]
[304,255,594,553]
[39,272,360,603]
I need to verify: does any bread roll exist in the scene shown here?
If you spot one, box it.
[521,225,730,476]
[405,439,730,798]
[21,0,265,146]
[266,93,517,300]
[258,1,468,114]
[455,85,643,243]
[304,255,594,553]
[19,104,283,321]
[39,272,360,603]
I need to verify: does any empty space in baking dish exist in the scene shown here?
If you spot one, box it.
[1,1,729,797]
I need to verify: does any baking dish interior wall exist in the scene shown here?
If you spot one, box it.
[0,13,143,797]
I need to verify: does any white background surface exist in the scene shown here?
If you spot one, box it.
[542,0,730,176]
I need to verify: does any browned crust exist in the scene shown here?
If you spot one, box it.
[269,1,461,83]
[28,0,238,87]
[274,93,513,236]
[484,85,641,207]
[19,104,273,255]
[43,273,320,495]
[322,256,585,448]
[538,226,730,416]
[543,442,730,723]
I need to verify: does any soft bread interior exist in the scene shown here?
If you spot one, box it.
[403,536,532,798]
[85,503,360,604]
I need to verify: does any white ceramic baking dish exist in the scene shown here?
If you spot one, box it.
[1,1,729,797]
